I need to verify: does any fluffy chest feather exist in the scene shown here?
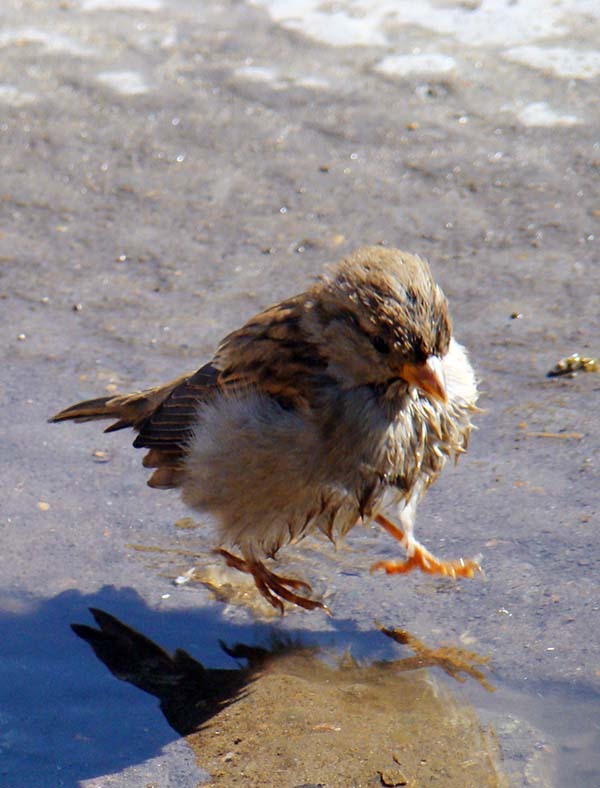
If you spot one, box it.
[181,339,476,556]
[318,337,476,483]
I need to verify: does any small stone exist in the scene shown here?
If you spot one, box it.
[378,766,408,786]
[37,501,50,511]
[174,517,198,530]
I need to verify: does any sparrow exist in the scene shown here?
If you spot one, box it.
[51,246,481,613]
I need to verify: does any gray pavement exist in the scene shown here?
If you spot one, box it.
[1,1,599,785]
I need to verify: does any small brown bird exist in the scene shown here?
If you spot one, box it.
[51,247,481,613]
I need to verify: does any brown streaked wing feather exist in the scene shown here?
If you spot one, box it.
[213,295,330,410]
[133,362,220,452]
[137,299,331,487]
[147,466,186,489]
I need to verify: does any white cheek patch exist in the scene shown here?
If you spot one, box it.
[442,339,478,407]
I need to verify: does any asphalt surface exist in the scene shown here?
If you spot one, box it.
[2,1,599,785]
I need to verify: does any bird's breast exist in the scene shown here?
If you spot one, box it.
[317,375,475,518]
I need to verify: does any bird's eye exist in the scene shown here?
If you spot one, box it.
[339,310,361,330]
[372,335,390,354]
[413,343,428,364]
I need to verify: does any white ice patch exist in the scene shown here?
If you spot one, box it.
[504,46,600,80]
[390,0,570,47]
[513,101,580,127]
[284,9,386,47]
[235,65,283,84]
[81,0,162,9]
[96,70,149,95]
[0,28,94,56]
[375,53,456,77]
[295,74,330,89]
[248,0,593,48]
[248,1,386,47]
[234,64,329,90]
[0,84,37,106]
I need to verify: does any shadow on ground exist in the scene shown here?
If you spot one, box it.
[0,585,503,787]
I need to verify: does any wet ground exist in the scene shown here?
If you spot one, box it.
[2,0,600,785]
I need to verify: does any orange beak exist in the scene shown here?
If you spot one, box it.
[398,356,447,403]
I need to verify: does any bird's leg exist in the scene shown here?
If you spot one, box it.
[217,548,310,589]
[370,513,481,579]
[217,549,330,614]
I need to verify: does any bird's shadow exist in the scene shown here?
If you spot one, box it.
[70,606,308,738]
[0,585,493,787]
[0,585,391,787]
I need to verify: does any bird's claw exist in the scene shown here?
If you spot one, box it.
[217,549,330,615]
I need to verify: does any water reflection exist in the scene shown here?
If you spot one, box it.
[73,608,504,786]
[72,608,292,736]
[378,623,495,692]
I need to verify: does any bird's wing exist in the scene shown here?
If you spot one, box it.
[132,363,220,452]
[212,294,330,411]
[137,294,331,487]
[51,295,330,488]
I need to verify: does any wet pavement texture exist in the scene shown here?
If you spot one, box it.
[1,0,600,786]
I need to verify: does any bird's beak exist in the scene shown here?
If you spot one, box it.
[398,356,447,403]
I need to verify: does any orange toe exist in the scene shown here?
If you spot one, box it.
[371,545,481,579]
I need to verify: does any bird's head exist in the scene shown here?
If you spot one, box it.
[303,246,452,402]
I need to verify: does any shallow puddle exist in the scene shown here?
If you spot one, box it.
[71,607,506,787]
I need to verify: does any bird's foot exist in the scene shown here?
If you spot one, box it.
[217,549,330,615]
[371,547,481,579]
[370,513,481,579]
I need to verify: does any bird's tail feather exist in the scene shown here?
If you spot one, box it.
[49,375,189,434]
[50,372,205,489]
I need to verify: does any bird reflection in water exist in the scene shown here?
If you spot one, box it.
[72,610,504,786]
